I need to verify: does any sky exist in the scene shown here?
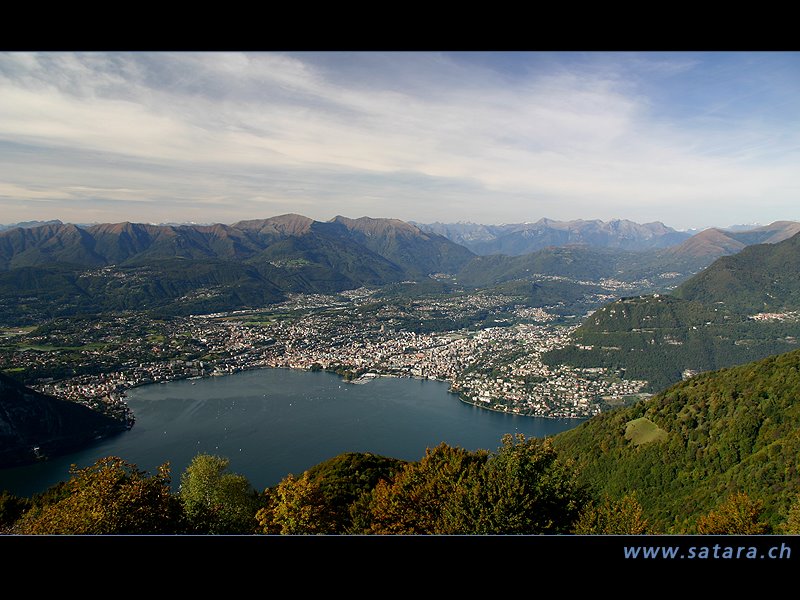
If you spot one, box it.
[0,51,798,230]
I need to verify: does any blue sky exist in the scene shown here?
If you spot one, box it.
[0,51,798,230]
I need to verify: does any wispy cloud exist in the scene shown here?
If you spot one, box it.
[0,51,798,228]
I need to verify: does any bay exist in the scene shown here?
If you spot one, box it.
[0,368,583,497]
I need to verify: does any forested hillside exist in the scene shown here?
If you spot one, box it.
[553,348,800,532]
[8,341,800,536]
[0,215,474,323]
[546,233,800,391]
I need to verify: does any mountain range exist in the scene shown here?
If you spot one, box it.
[452,220,800,292]
[0,214,473,274]
[3,217,798,276]
[546,231,800,391]
[2,215,800,325]
[416,218,691,255]
[0,215,474,323]
[419,218,800,262]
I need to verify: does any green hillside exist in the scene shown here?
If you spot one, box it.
[553,348,800,532]
[674,232,800,313]
[455,247,630,285]
[0,260,288,323]
[0,215,476,324]
[545,233,800,391]
[0,372,128,468]
[9,350,800,533]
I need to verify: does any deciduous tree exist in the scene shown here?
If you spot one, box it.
[180,453,260,534]
[368,443,488,534]
[264,473,336,534]
[15,457,181,534]
[783,494,800,534]
[461,434,585,534]
[696,492,770,534]
[573,493,649,534]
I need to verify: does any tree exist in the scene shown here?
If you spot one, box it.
[301,452,406,534]
[367,443,488,534]
[573,494,649,534]
[255,488,282,534]
[460,434,585,534]
[179,454,261,534]
[259,473,337,534]
[783,494,800,534]
[15,457,181,534]
[696,492,770,534]
[366,435,585,534]
[0,491,30,532]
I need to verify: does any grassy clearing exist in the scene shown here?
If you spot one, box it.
[624,417,668,446]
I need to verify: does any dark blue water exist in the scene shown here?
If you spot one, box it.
[0,368,583,497]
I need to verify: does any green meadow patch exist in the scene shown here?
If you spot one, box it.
[624,417,667,446]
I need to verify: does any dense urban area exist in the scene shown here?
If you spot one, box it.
[0,286,651,423]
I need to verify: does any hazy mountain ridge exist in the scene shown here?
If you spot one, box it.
[546,231,800,391]
[417,218,692,255]
[0,220,64,232]
[665,221,800,261]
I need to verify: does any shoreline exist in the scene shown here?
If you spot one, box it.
[119,364,591,421]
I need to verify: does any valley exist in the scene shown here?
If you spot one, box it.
[548,231,800,390]
[4,214,800,536]
[4,51,800,542]
[3,215,800,428]
[0,286,646,421]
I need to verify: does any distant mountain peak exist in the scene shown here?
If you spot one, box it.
[667,221,800,260]
[0,219,63,233]
[233,214,315,236]
[417,217,690,255]
[331,215,422,236]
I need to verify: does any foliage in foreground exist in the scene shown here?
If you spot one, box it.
[573,494,649,534]
[258,434,586,534]
[179,454,262,534]
[4,437,799,535]
[695,492,770,535]
[14,457,182,534]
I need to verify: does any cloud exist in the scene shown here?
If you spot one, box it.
[0,51,798,228]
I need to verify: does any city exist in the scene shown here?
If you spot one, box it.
[1,286,649,422]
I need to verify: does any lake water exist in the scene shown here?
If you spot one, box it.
[0,368,583,497]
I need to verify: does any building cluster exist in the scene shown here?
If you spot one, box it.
[749,311,800,322]
[4,288,650,420]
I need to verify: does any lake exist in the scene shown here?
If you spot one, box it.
[0,368,584,497]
